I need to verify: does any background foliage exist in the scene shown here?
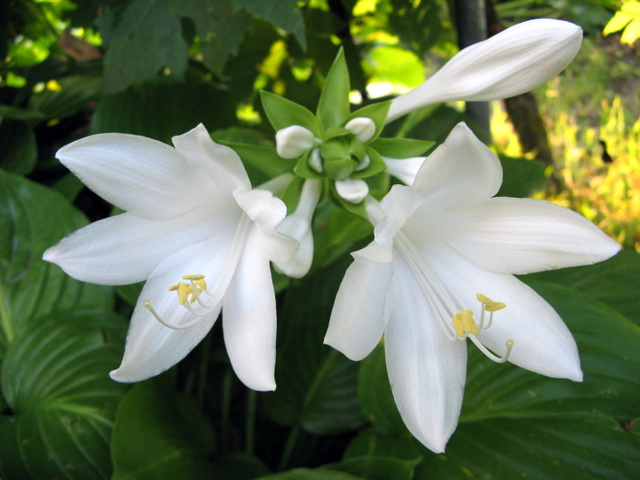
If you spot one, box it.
[1,0,639,479]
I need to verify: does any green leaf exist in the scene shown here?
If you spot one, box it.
[363,46,425,88]
[294,150,325,180]
[232,0,306,49]
[369,137,434,158]
[28,75,103,120]
[0,310,127,479]
[0,120,37,175]
[220,142,295,180]
[526,250,640,324]
[325,455,420,480]
[0,105,45,122]
[262,258,366,435]
[102,0,189,92]
[111,381,215,480]
[256,469,366,480]
[350,147,388,179]
[0,171,113,354]
[497,154,548,198]
[261,91,321,137]
[174,0,252,75]
[92,78,236,143]
[317,48,351,131]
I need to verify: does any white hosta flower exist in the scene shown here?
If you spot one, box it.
[324,123,620,453]
[276,125,319,159]
[43,124,296,391]
[383,18,582,183]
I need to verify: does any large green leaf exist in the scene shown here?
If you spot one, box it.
[0,310,127,479]
[111,381,215,480]
[0,120,37,175]
[102,0,189,92]
[497,154,548,198]
[351,281,640,479]
[256,469,365,480]
[325,455,420,480]
[262,257,366,435]
[0,171,113,354]
[526,250,640,324]
[317,49,350,132]
[92,78,236,143]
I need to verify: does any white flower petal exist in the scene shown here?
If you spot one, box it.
[445,197,621,274]
[110,237,231,382]
[56,133,202,219]
[171,124,251,192]
[43,211,213,285]
[422,242,582,381]
[382,156,425,185]
[324,257,391,360]
[411,123,502,206]
[384,255,467,453]
[223,228,278,391]
[387,19,582,122]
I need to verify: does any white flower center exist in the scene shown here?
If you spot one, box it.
[394,233,514,363]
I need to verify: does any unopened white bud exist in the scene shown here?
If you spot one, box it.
[276,126,317,159]
[345,117,376,143]
[308,148,323,172]
[335,178,369,204]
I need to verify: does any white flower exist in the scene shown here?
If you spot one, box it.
[43,124,296,391]
[383,18,583,184]
[324,123,620,453]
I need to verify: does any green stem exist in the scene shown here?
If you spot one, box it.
[278,424,300,471]
[245,389,257,455]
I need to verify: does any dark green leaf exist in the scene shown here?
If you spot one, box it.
[174,0,252,76]
[0,120,37,175]
[103,0,188,92]
[261,91,321,137]
[92,78,236,143]
[0,171,113,354]
[0,105,45,122]
[325,455,420,480]
[221,142,295,179]
[0,310,127,480]
[256,469,366,480]
[526,250,640,324]
[317,49,350,131]
[262,258,366,434]
[28,75,102,119]
[111,381,215,480]
[497,154,549,198]
[369,137,434,158]
[232,0,305,49]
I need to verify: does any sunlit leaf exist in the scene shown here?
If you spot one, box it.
[233,0,306,48]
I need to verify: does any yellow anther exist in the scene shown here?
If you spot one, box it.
[195,278,207,291]
[182,274,205,281]
[476,293,506,312]
[168,284,180,291]
[452,310,478,337]
[177,283,191,305]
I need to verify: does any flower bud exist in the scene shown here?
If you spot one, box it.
[345,117,376,143]
[336,178,369,204]
[276,126,317,159]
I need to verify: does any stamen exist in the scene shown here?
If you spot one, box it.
[468,336,514,364]
[452,310,479,337]
[144,300,204,330]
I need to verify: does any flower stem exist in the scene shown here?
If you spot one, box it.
[278,424,300,471]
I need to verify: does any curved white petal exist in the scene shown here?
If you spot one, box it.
[171,124,251,192]
[386,19,582,122]
[445,197,621,274]
[335,178,369,204]
[382,156,425,185]
[324,257,391,360]
[223,228,278,391]
[420,242,582,381]
[374,186,422,252]
[411,123,502,206]
[110,236,234,382]
[56,133,203,219]
[384,255,467,453]
[43,210,214,285]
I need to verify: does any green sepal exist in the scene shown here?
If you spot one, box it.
[329,181,367,218]
[352,147,388,179]
[219,141,295,178]
[323,126,353,140]
[294,150,325,180]
[345,101,392,143]
[369,137,435,158]
[317,48,351,130]
[260,90,321,136]
[321,136,359,180]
